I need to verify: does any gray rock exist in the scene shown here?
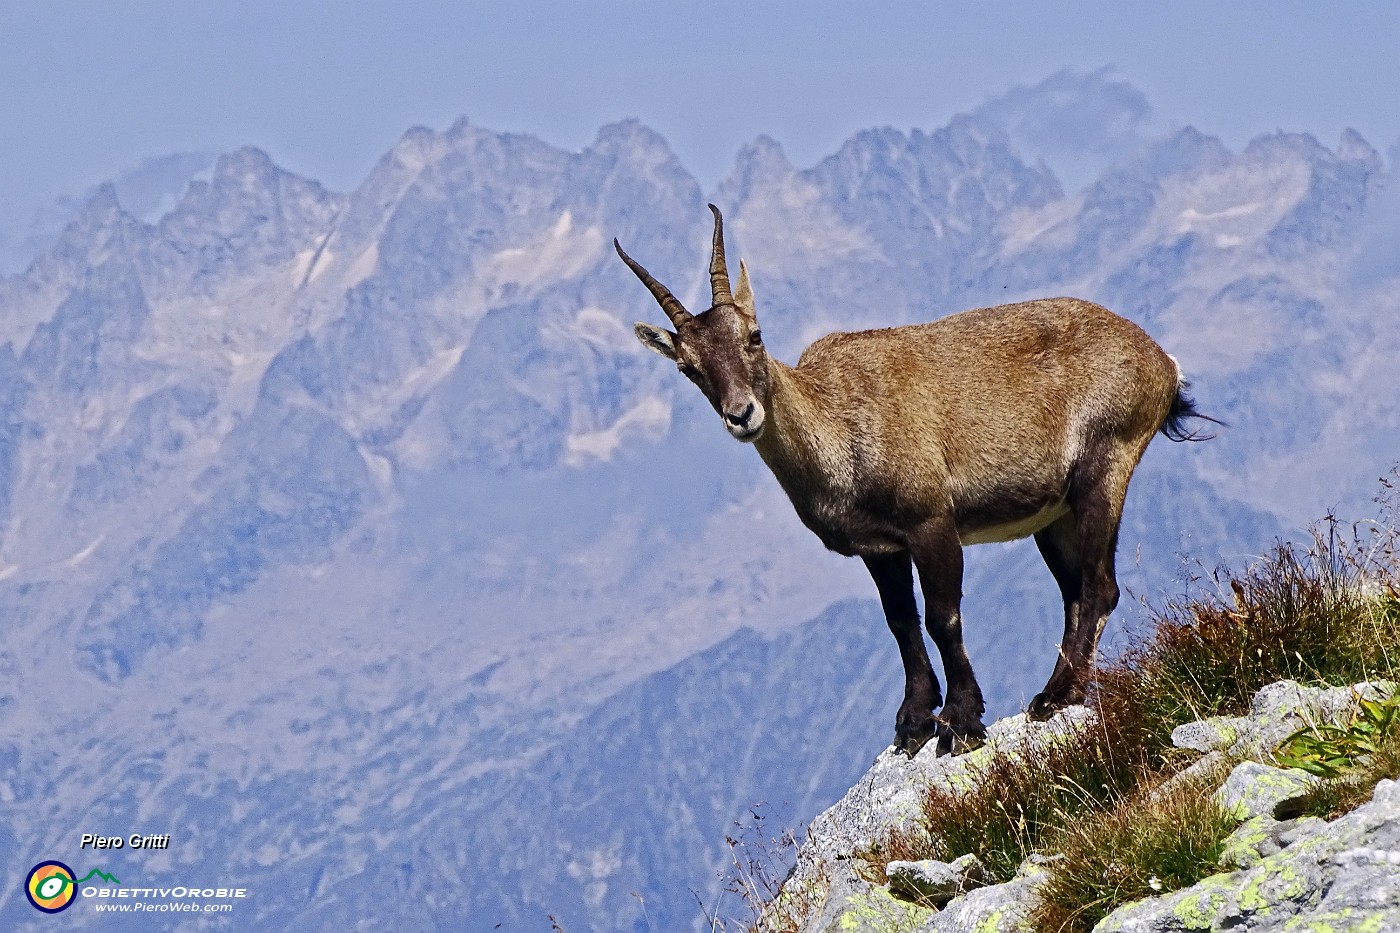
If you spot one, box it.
[1170,718,1241,753]
[779,680,1400,933]
[1213,761,1320,821]
[778,705,1093,926]
[886,853,993,906]
[1170,680,1397,762]
[1219,815,1326,870]
[799,865,933,933]
[918,870,1046,933]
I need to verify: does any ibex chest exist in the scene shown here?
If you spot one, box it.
[784,481,919,557]
[764,440,931,557]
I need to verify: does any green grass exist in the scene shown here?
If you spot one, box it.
[1275,692,1400,820]
[1274,690,1400,777]
[859,510,1400,932]
[1280,741,1400,821]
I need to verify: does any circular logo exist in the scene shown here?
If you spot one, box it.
[25,861,78,913]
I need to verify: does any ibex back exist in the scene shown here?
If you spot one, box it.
[617,205,1216,756]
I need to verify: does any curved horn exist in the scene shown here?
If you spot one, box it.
[615,238,691,327]
[708,203,733,306]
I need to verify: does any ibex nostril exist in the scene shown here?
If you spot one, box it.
[726,402,755,426]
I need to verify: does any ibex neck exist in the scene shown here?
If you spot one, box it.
[754,359,848,485]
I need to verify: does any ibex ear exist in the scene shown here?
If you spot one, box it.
[735,260,756,318]
[634,322,678,360]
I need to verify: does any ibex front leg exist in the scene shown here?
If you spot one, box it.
[864,553,942,756]
[909,518,987,753]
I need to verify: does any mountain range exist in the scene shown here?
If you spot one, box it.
[1,71,1396,930]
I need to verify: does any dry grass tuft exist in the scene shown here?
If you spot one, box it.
[1109,522,1400,737]
[864,701,1160,884]
[1028,765,1236,932]
[707,803,827,933]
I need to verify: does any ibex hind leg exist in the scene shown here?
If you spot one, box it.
[864,553,943,756]
[1029,513,1084,720]
[1028,457,1128,721]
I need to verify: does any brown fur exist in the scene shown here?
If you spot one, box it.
[617,206,1192,756]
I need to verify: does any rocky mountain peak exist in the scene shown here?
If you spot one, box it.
[47,183,146,268]
[388,125,448,172]
[1338,127,1383,169]
[145,145,341,295]
[713,134,794,209]
[590,117,674,159]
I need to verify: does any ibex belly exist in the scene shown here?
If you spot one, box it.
[797,493,1069,554]
[957,498,1069,545]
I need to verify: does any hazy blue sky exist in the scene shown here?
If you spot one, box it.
[3,1,1399,245]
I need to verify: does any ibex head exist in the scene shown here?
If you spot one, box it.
[616,205,770,442]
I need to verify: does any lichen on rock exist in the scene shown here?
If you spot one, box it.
[1214,761,1321,821]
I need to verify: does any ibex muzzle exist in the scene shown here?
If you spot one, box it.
[617,205,1218,757]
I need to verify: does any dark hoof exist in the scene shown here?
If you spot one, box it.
[934,694,988,754]
[935,722,987,757]
[1027,690,1083,722]
[893,715,943,758]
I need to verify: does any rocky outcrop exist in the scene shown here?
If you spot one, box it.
[772,680,1400,933]
[1098,777,1400,931]
[769,706,1092,932]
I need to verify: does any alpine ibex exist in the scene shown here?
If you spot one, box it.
[616,205,1216,756]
